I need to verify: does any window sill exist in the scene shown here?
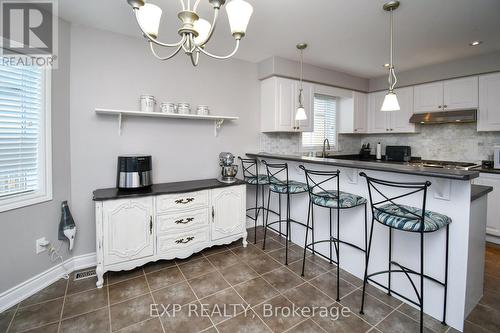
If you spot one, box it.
[0,191,53,213]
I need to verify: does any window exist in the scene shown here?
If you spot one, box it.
[0,63,51,212]
[302,94,337,149]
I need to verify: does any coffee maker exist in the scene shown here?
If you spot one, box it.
[218,152,238,183]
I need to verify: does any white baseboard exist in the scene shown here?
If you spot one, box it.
[486,234,500,245]
[0,252,96,313]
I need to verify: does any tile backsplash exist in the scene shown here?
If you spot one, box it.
[259,123,500,162]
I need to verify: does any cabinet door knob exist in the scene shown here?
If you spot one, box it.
[212,206,215,222]
[149,216,153,235]
[438,105,442,109]
[443,105,448,108]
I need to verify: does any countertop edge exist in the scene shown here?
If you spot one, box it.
[246,152,480,181]
[93,178,246,201]
[471,184,494,202]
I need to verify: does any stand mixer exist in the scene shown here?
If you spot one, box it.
[218,152,238,184]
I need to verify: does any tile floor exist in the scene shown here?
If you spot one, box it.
[1,227,499,333]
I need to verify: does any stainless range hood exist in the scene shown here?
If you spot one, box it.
[409,110,477,124]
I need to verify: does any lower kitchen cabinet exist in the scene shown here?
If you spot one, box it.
[94,181,247,288]
[473,173,500,237]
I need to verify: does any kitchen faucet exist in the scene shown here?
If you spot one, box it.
[322,138,330,158]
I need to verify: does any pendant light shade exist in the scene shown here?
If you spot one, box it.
[295,43,308,121]
[226,0,254,38]
[137,3,162,38]
[381,1,400,112]
[295,106,307,121]
[381,92,400,111]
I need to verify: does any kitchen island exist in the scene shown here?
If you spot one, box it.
[247,152,490,331]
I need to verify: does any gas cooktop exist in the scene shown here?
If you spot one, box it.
[407,160,481,170]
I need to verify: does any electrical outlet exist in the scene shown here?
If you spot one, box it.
[36,237,49,254]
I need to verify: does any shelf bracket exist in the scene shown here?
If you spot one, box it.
[214,119,224,137]
[118,113,123,136]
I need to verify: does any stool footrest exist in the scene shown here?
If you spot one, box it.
[389,261,445,286]
[305,238,366,253]
[366,277,421,308]
[266,219,312,230]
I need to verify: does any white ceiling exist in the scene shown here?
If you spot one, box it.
[58,0,500,78]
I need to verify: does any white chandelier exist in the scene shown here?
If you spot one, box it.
[127,0,253,66]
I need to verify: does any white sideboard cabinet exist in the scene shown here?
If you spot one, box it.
[94,179,247,288]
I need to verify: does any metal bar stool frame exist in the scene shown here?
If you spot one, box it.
[359,172,449,333]
[262,160,310,265]
[238,157,280,244]
[300,165,368,302]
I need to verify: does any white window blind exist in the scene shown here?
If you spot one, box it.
[0,64,43,199]
[302,94,337,148]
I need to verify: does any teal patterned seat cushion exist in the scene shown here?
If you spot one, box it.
[311,191,367,208]
[244,175,274,185]
[269,180,308,194]
[374,204,452,232]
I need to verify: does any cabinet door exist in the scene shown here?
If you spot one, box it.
[390,87,417,133]
[443,77,478,110]
[353,92,368,133]
[294,81,314,132]
[277,78,296,131]
[474,174,500,237]
[368,91,389,133]
[211,186,245,241]
[414,82,443,113]
[478,73,500,132]
[102,197,154,265]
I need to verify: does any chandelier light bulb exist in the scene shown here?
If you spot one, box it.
[226,0,254,38]
[381,91,401,111]
[194,18,212,45]
[137,3,162,38]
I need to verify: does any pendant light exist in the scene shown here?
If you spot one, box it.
[295,43,308,121]
[381,1,401,112]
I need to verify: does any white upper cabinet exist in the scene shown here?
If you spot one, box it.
[414,77,478,113]
[353,92,368,133]
[390,87,416,133]
[478,72,500,132]
[338,92,368,134]
[368,91,388,133]
[260,77,314,132]
[414,81,444,113]
[443,77,478,110]
[368,88,417,134]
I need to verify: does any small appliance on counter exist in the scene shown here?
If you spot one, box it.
[482,160,494,169]
[117,155,153,189]
[359,143,371,160]
[385,145,411,162]
[218,152,238,184]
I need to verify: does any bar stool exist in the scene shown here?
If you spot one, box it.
[238,157,279,244]
[299,165,368,302]
[262,160,309,265]
[359,172,450,333]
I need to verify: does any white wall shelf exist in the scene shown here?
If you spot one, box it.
[95,108,239,136]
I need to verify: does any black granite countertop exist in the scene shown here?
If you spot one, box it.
[93,178,246,201]
[471,185,493,201]
[473,167,500,175]
[247,152,480,181]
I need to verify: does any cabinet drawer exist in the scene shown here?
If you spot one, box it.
[157,228,210,254]
[157,208,209,233]
[156,191,208,213]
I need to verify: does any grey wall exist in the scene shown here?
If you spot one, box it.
[0,19,72,293]
[369,51,500,92]
[69,25,261,257]
[258,56,369,92]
